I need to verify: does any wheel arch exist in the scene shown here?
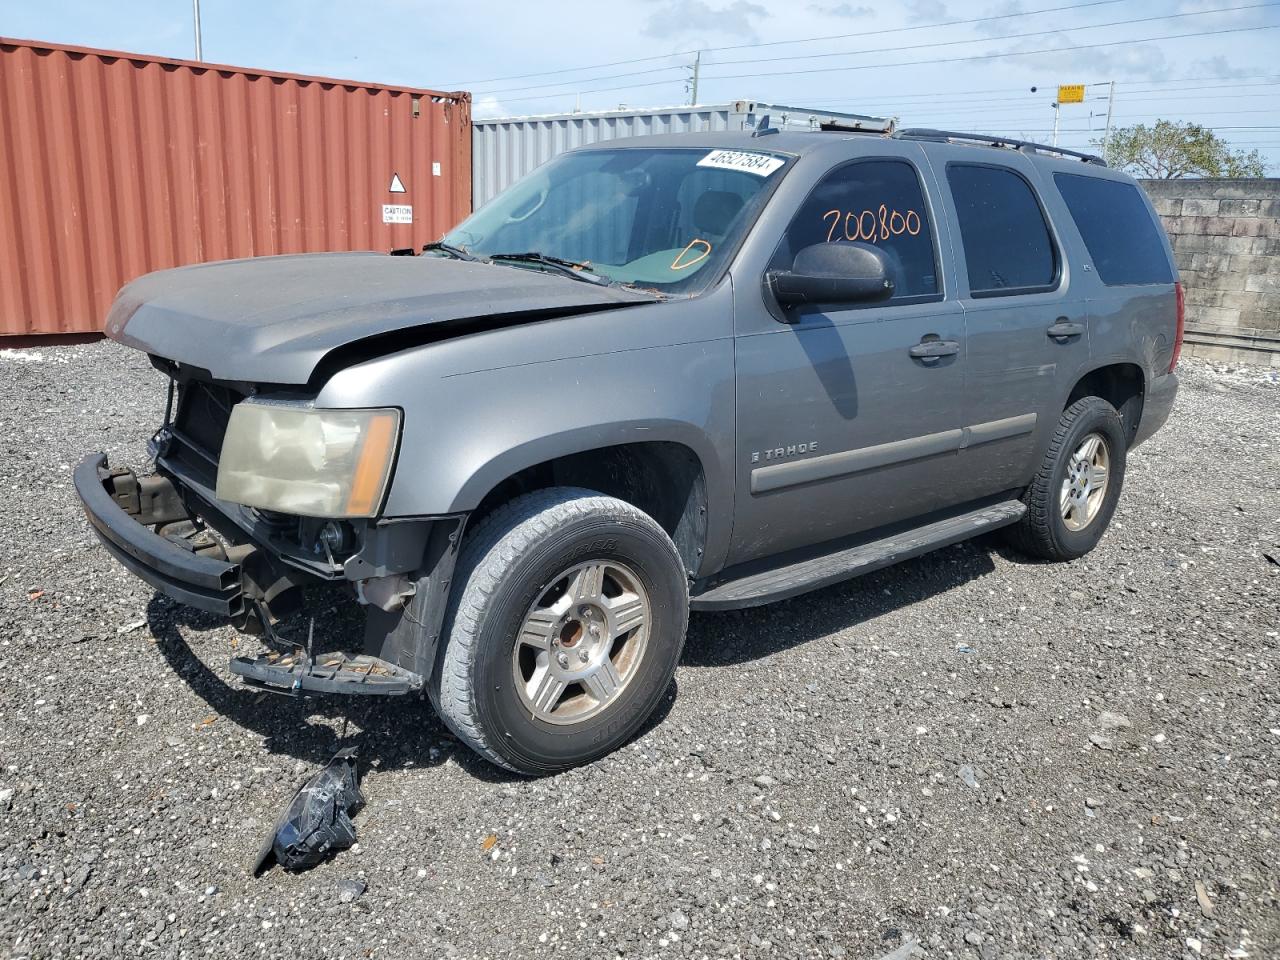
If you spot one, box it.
[456,429,719,579]
[1065,361,1146,445]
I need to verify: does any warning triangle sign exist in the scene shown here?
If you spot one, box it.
[389,173,406,193]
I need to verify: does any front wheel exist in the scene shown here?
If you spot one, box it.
[430,488,689,775]
[1005,396,1127,561]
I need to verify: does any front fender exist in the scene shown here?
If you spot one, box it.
[446,417,725,514]
[316,289,738,571]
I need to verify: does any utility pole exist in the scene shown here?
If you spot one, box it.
[1101,81,1116,163]
[1051,99,1060,147]
[688,50,701,107]
[192,0,203,61]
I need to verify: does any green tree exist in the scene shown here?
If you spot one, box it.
[1097,120,1266,179]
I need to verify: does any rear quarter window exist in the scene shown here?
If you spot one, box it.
[1053,174,1174,286]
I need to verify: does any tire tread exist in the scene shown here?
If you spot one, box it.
[431,488,686,773]
[1007,396,1123,561]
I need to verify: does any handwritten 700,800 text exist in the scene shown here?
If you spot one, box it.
[822,205,921,244]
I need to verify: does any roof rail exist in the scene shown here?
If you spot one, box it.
[893,128,1106,165]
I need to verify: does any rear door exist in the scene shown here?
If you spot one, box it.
[927,150,1091,495]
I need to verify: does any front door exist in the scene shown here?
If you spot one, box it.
[729,154,967,567]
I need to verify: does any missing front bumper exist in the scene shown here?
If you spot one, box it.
[230,649,423,696]
[74,453,245,616]
[76,452,465,698]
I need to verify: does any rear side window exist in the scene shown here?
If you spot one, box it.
[1054,174,1174,286]
[947,164,1058,297]
[772,159,940,302]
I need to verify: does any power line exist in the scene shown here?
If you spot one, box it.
[447,54,685,92]
[1092,72,1280,87]
[695,23,1280,86]
[484,66,1280,115]
[693,0,1135,54]
[444,0,1136,88]
[911,109,1280,126]
[484,78,1270,112]
[490,21,1280,104]
[838,89,1280,117]
[477,5,1278,98]
[1067,90,1280,103]
[985,125,1280,132]
[796,77,1280,109]
[707,2,1277,69]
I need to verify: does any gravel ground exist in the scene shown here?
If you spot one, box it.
[0,341,1277,960]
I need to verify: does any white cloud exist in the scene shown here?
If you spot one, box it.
[472,94,511,120]
[985,31,1173,82]
[905,0,948,23]
[641,0,768,43]
[1184,54,1260,80]
[808,2,874,16]
[973,1,1026,37]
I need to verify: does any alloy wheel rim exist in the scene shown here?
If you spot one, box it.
[1060,432,1110,532]
[512,560,651,725]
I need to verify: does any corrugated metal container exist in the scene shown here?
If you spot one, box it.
[472,100,889,207]
[0,37,472,338]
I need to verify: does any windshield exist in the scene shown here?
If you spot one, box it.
[442,147,791,295]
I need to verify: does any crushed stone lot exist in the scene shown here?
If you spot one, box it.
[1,340,1277,960]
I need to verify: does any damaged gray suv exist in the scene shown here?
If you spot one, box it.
[77,128,1182,775]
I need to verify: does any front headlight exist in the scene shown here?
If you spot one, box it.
[215,401,401,518]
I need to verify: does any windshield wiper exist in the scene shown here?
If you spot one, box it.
[487,251,610,285]
[421,241,477,261]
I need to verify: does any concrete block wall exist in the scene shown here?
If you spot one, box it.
[1140,179,1280,367]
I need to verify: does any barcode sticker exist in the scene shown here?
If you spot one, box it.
[696,149,785,177]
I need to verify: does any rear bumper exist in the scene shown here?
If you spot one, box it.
[1133,371,1178,449]
[74,453,245,616]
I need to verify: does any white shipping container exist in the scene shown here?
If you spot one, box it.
[471,100,891,207]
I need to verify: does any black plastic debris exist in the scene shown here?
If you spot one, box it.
[253,747,365,875]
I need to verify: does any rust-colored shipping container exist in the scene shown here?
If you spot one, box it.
[0,37,471,338]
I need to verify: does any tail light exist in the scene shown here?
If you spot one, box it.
[1169,281,1186,372]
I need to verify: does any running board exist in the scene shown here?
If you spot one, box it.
[230,650,423,696]
[690,500,1026,611]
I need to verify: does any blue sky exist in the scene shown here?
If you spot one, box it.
[3,0,1278,169]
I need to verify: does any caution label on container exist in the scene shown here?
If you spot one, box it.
[382,204,413,224]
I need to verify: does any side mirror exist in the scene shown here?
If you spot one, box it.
[766,242,895,310]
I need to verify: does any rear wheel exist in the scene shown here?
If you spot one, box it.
[1005,396,1127,561]
[430,487,688,775]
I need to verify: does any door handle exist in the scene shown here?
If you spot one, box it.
[1046,318,1085,341]
[908,338,960,360]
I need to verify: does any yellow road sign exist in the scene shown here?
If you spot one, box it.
[1058,84,1085,104]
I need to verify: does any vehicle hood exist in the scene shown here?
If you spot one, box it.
[106,252,655,384]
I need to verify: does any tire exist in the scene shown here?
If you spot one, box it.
[1005,396,1127,562]
[430,487,689,775]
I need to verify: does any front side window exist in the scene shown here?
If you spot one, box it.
[947,164,1058,297]
[1054,173,1174,286]
[443,147,791,295]
[771,159,939,301]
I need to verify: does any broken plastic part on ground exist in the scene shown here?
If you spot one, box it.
[252,747,365,875]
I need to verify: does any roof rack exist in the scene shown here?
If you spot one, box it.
[817,115,896,135]
[749,110,895,136]
[893,128,1106,165]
